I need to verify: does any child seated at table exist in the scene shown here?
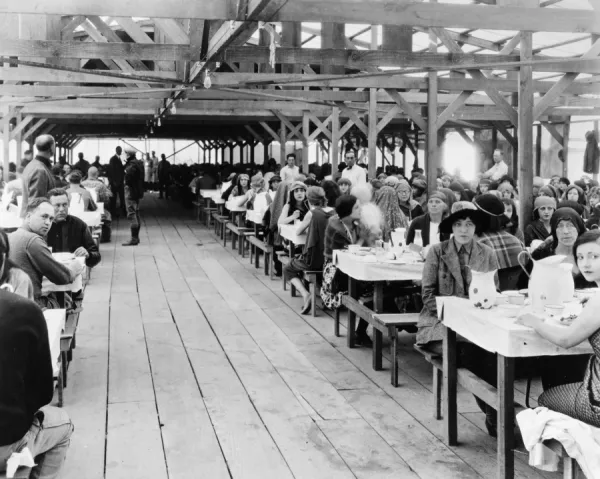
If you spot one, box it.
[283,187,333,314]
[416,201,501,436]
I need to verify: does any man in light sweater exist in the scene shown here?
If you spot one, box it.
[9,198,81,306]
[280,153,300,183]
[341,148,367,187]
[481,149,509,182]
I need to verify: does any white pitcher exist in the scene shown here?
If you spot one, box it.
[518,251,575,313]
[469,269,497,309]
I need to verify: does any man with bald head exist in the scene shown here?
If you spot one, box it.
[20,135,57,218]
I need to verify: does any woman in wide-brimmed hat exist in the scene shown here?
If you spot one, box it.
[417,200,498,435]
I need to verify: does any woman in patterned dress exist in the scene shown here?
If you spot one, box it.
[519,230,600,427]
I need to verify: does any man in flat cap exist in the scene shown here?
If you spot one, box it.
[122,147,145,246]
[20,135,57,218]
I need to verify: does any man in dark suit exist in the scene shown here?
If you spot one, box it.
[107,146,125,217]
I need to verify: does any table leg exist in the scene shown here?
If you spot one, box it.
[373,282,384,371]
[390,327,399,387]
[443,325,458,446]
[347,277,357,348]
[498,354,515,479]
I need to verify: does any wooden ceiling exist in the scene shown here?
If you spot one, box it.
[0,0,599,149]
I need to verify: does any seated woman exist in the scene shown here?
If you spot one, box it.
[337,178,352,196]
[374,185,408,243]
[501,198,524,243]
[474,194,525,291]
[321,180,341,208]
[237,174,267,208]
[406,191,450,251]
[538,184,561,202]
[283,187,334,314]
[0,229,34,300]
[586,186,600,229]
[320,195,375,346]
[477,178,491,195]
[518,230,600,426]
[524,196,555,247]
[564,184,588,217]
[394,179,424,220]
[531,207,594,290]
[417,202,500,436]
[449,181,469,202]
[278,181,309,226]
[228,174,249,199]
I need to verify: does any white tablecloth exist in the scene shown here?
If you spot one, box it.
[441,296,593,357]
[42,256,85,294]
[0,213,22,230]
[333,250,424,282]
[279,224,306,245]
[246,209,266,224]
[44,309,66,376]
[71,211,102,227]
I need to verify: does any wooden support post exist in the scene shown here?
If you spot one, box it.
[14,111,22,166]
[563,117,571,178]
[321,23,345,75]
[331,106,340,173]
[426,74,439,193]
[280,121,286,166]
[368,89,378,179]
[2,116,10,182]
[281,22,302,76]
[594,119,599,182]
[518,31,534,234]
[302,111,309,174]
[535,124,542,176]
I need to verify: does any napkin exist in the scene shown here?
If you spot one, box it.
[6,447,36,478]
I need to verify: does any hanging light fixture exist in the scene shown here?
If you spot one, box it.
[157,117,162,127]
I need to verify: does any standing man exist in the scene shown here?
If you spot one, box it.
[341,148,367,187]
[20,135,57,218]
[122,147,145,246]
[481,148,508,182]
[280,153,300,183]
[151,151,159,189]
[157,153,171,199]
[20,149,33,169]
[73,152,90,178]
[108,146,125,217]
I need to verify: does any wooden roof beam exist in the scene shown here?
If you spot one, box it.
[4,1,599,34]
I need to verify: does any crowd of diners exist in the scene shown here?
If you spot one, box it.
[3,131,600,477]
[187,144,600,438]
[0,135,160,477]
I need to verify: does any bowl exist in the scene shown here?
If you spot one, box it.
[347,245,360,254]
[496,294,509,305]
[498,304,521,318]
[519,289,529,298]
[544,304,566,318]
[504,291,525,305]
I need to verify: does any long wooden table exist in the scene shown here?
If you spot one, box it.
[333,249,424,369]
[440,296,593,479]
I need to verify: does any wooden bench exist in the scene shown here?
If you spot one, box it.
[225,223,253,254]
[303,271,322,317]
[544,439,580,479]
[247,235,273,277]
[276,251,291,290]
[340,295,419,386]
[239,230,255,257]
[413,344,532,422]
[202,206,218,228]
[192,200,202,222]
[212,212,228,238]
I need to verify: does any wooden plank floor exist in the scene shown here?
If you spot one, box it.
[60,194,561,479]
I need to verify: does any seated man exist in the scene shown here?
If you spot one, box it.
[283,187,334,314]
[0,288,74,478]
[46,188,101,269]
[65,170,97,212]
[82,167,112,242]
[8,198,81,307]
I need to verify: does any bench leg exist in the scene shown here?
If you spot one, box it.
[390,328,399,387]
[347,279,357,348]
[563,457,576,479]
[61,351,68,388]
[267,252,272,278]
[239,235,244,256]
[433,367,442,419]
[311,281,317,317]
[335,307,340,337]
[249,243,254,264]
[373,329,383,371]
